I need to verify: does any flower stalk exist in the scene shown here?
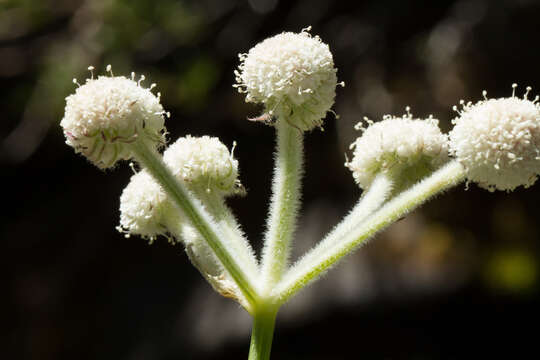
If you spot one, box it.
[260,118,304,290]
[302,173,394,259]
[196,190,259,277]
[273,160,466,303]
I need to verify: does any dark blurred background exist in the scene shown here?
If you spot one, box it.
[2,0,540,359]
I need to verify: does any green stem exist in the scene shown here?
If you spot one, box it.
[248,306,278,360]
[130,141,260,308]
[197,191,259,277]
[274,160,466,303]
[261,119,304,290]
[304,174,393,259]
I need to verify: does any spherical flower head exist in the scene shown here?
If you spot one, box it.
[118,170,176,242]
[346,110,449,189]
[449,85,540,192]
[234,27,341,131]
[61,67,167,169]
[163,135,243,196]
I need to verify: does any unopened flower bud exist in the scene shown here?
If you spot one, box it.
[163,135,243,196]
[61,67,167,169]
[181,224,241,302]
[346,110,449,189]
[449,85,540,191]
[234,27,342,131]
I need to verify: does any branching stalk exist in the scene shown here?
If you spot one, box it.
[303,173,394,259]
[131,141,261,308]
[197,191,259,277]
[273,160,466,303]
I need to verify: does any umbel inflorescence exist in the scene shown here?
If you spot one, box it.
[60,28,539,360]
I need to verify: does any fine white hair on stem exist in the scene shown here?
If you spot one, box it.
[276,173,394,295]
[118,165,256,309]
[131,140,261,308]
[162,135,258,276]
[273,161,466,303]
[119,135,259,293]
[260,119,304,291]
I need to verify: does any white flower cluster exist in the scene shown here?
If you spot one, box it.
[346,111,449,189]
[61,67,167,169]
[117,135,243,299]
[347,86,540,193]
[449,86,540,191]
[163,135,242,195]
[118,135,242,239]
[234,27,341,131]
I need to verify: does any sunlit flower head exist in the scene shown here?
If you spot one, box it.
[61,66,168,169]
[163,135,243,196]
[346,109,449,189]
[234,27,343,131]
[449,85,540,192]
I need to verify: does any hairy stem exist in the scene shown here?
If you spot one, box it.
[197,191,259,277]
[261,119,304,290]
[248,306,278,360]
[131,141,260,308]
[274,160,466,303]
[305,174,394,258]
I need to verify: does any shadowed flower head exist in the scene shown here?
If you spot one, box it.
[118,170,177,242]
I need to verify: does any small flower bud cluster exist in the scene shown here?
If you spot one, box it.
[117,135,244,302]
[61,67,168,169]
[347,85,540,193]
[234,27,342,131]
[449,85,540,192]
[118,169,178,242]
[346,110,449,189]
[163,135,243,196]
[118,135,242,239]
[181,224,240,301]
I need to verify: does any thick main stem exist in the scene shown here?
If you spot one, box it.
[248,306,278,360]
[274,160,466,303]
[261,119,304,290]
[131,141,260,307]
